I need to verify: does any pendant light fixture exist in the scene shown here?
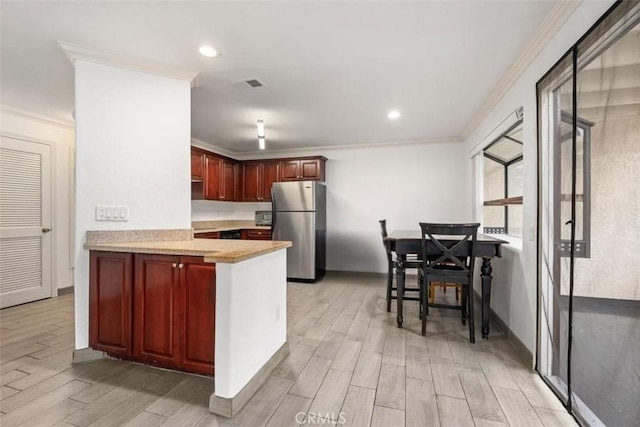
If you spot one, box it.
[257,120,266,150]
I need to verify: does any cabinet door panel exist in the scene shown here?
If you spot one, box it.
[191,149,204,181]
[245,229,272,240]
[181,259,215,375]
[262,162,280,201]
[90,251,132,357]
[280,160,300,181]
[242,163,261,202]
[133,254,180,367]
[300,159,321,180]
[204,155,222,200]
[222,161,236,201]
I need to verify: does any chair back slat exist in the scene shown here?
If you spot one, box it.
[379,219,392,260]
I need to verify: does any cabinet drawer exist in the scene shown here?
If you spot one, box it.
[195,232,220,239]
[245,229,272,240]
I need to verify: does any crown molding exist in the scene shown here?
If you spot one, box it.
[190,138,238,158]
[461,0,581,140]
[234,136,462,159]
[58,41,200,87]
[1,105,74,128]
[191,135,460,159]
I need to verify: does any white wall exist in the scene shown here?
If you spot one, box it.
[324,142,471,272]
[0,108,75,291]
[191,200,271,221]
[74,61,192,349]
[464,0,615,354]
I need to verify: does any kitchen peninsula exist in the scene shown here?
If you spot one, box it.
[83,229,291,417]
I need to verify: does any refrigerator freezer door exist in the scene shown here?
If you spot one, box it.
[273,211,316,280]
[271,181,315,212]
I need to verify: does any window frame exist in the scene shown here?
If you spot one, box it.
[555,110,593,258]
[482,118,524,237]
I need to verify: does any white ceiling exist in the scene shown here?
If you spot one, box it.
[0,1,557,153]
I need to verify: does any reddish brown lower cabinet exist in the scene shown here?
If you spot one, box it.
[89,251,215,376]
[243,229,272,240]
[180,257,216,375]
[89,251,133,358]
[195,231,220,239]
[133,254,181,369]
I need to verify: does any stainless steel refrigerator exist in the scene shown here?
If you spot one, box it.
[271,181,326,282]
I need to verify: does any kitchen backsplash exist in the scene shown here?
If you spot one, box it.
[191,200,271,221]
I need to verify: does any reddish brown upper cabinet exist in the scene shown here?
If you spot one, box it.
[262,162,280,200]
[241,161,280,202]
[242,162,261,201]
[204,154,222,200]
[279,157,326,182]
[89,251,133,358]
[196,154,237,201]
[192,146,327,200]
[191,148,205,182]
[221,160,237,201]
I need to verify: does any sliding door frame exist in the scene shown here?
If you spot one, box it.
[536,1,640,424]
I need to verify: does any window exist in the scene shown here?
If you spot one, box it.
[482,119,523,237]
[556,111,593,258]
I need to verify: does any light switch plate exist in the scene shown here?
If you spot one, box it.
[96,205,129,221]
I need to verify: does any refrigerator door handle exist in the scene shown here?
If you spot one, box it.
[271,186,276,235]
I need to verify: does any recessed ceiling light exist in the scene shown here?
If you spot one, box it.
[387,110,401,120]
[199,46,220,58]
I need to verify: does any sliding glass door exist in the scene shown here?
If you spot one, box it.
[537,3,640,426]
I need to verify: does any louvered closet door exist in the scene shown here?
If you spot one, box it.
[0,136,52,308]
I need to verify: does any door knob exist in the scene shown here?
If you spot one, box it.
[42,228,51,233]
[178,263,184,269]
[172,263,177,268]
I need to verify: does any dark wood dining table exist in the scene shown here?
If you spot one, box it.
[385,230,507,339]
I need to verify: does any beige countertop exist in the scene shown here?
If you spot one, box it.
[84,239,291,264]
[192,220,271,234]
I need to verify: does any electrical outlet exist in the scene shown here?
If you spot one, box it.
[96,205,129,221]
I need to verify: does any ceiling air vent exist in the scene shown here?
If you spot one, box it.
[231,78,267,89]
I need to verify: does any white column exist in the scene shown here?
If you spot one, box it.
[214,249,287,398]
[73,60,192,349]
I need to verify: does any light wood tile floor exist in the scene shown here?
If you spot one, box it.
[0,272,576,427]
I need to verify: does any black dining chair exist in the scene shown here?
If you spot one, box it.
[379,220,422,313]
[419,222,480,342]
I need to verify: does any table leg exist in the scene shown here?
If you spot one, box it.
[480,257,493,339]
[395,255,405,328]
